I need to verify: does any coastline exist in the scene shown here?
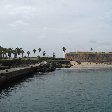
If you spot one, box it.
[70,61,112,69]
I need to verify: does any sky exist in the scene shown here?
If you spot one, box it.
[0,0,112,57]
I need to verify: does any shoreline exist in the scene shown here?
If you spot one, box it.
[57,67,112,70]
[70,61,112,69]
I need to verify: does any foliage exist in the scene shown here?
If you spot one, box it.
[62,47,66,52]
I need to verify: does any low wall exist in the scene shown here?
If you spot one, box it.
[0,66,37,86]
[0,62,56,86]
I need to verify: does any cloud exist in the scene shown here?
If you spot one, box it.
[8,20,29,30]
[89,40,97,44]
[0,0,112,57]
[8,5,36,17]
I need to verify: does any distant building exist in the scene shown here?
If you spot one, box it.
[65,52,112,62]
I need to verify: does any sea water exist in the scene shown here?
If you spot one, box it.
[0,68,112,112]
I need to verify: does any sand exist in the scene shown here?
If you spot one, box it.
[70,61,112,69]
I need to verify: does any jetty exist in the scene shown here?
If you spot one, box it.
[0,62,56,86]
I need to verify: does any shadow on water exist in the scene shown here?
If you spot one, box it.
[0,72,46,98]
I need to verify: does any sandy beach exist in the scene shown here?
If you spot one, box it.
[70,61,112,69]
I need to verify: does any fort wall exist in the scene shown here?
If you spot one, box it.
[65,52,112,62]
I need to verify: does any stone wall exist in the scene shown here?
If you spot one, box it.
[65,52,112,62]
[0,62,56,86]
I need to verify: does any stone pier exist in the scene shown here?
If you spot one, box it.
[0,63,55,86]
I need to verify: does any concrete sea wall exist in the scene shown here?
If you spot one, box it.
[0,63,56,86]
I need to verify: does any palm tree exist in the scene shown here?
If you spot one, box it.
[33,49,36,56]
[91,48,93,52]
[38,48,41,56]
[16,47,21,56]
[62,47,66,58]
[1,48,4,58]
[2,48,8,58]
[8,48,13,59]
[21,50,24,58]
[27,51,30,57]
[38,48,41,53]
[19,48,24,58]
[53,52,55,59]
[13,47,20,58]
[13,49,17,58]
[43,51,46,56]
[0,46,3,58]
[14,47,24,58]
[62,47,66,53]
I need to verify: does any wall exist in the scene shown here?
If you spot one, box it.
[65,52,112,62]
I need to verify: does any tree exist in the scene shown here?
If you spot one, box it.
[19,48,24,58]
[0,46,3,58]
[38,48,41,52]
[27,51,30,57]
[1,48,5,58]
[4,48,8,58]
[21,50,24,58]
[14,47,24,58]
[33,49,36,55]
[8,48,13,59]
[53,52,55,59]
[16,47,21,55]
[43,51,46,56]
[13,49,17,58]
[62,47,66,53]
[13,47,21,58]
[62,47,66,58]
[91,48,93,52]
[38,48,41,56]
[2,48,8,58]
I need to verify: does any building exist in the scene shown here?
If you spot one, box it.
[65,52,112,62]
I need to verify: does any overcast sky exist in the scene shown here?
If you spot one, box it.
[0,0,112,57]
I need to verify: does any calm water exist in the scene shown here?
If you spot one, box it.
[0,68,112,112]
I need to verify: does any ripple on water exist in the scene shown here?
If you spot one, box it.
[0,69,112,112]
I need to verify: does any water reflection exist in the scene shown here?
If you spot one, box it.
[0,72,47,99]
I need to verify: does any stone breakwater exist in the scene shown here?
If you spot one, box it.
[0,63,56,86]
